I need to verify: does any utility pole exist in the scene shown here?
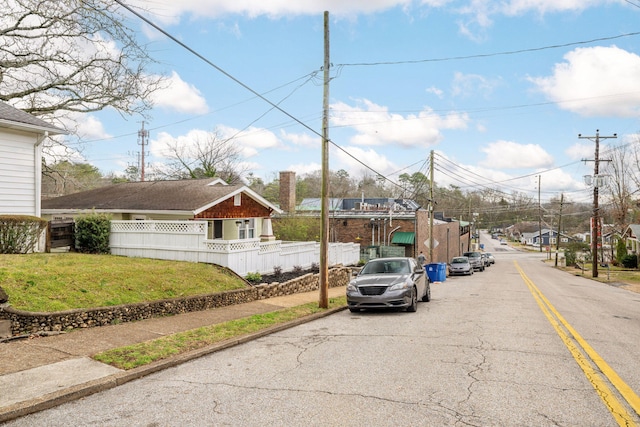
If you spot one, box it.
[555,193,564,267]
[579,130,616,278]
[429,150,434,262]
[138,121,149,181]
[538,175,542,252]
[319,11,330,308]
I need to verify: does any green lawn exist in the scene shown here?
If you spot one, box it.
[0,253,248,312]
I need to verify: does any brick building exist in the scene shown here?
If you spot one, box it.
[275,171,470,263]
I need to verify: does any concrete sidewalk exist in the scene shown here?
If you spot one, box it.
[0,286,347,423]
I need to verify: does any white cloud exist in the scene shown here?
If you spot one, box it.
[150,125,282,160]
[280,130,319,148]
[451,72,501,98]
[426,86,444,98]
[537,168,584,193]
[217,125,283,157]
[286,162,322,177]
[151,71,209,114]
[479,140,554,169]
[73,115,112,141]
[500,0,598,16]
[131,0,423,23]
[331,99,468,148]
[333,145,398,176]
[530,46,640,117]
[565,142,593,161]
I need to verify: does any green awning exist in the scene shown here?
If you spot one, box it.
[391,231,415,245]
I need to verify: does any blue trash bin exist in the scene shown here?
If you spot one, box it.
[437,262,447,282]
[425,263,439,282]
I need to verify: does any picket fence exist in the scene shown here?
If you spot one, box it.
[109,220,361,276]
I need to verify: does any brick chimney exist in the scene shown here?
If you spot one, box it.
[279,171,296,213]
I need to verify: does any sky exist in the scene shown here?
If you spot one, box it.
[60,0,640,204]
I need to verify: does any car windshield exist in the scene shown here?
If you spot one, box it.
[451,258,467,264]
[361,260,410,274]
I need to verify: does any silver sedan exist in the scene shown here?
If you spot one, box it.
[346,257,430,313]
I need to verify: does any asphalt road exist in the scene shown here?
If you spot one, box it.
[6,238,640,426]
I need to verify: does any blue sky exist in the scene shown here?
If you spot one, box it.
[64,1,640,203]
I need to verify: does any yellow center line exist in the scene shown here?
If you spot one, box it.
[515,261,639,426]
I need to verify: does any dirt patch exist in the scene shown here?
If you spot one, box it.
[560,266,640,294]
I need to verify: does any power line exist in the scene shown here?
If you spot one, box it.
[335,32,640,67]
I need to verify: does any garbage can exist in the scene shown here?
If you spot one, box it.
[436,262,447,282]
[425,263,439,282]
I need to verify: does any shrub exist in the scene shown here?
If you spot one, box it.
[292,265,303,273]
[245,272,262,284]
[272,265,282,277]
[0,215,47,254]
[75,213,111,254]
[615,238,628,265]
[310,262,319,272]
[621,254,638,269]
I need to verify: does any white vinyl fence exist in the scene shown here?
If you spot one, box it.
[110,220,360,276]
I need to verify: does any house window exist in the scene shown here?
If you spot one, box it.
[550,237,557,244]
[239,218,254,239]
[234,194,241,206]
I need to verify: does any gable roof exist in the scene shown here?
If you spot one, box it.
[623,224,640,240]
[0,101,66,135]
[42,178,282,215]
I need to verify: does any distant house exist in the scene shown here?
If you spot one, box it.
[521,228,572,247]
[622,224,640,254]
[41,178,282,241]
[0,101,65,216]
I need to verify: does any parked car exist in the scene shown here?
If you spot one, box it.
[346,257,430,313]
[448,256,473,276]
[481,253,491,267]
[485,252,495,264]
[463,251,485,271]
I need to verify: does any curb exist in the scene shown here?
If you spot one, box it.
[0,305,347,423]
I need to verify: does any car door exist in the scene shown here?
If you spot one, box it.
[410,258,426,298]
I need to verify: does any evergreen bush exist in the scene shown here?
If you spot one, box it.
[75,213,111,254]
[615,238,628,265]
[621,254,638,269]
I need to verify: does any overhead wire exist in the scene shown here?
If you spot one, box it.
[335,32,640,67]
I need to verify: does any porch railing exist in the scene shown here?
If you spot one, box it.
[110,220,360,276]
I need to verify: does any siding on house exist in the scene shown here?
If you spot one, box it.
[0,128,38,216]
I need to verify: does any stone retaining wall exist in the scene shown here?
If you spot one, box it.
[0,267,351,337]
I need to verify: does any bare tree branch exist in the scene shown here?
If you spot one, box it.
[153,130,248,184]
[1,0,166,123]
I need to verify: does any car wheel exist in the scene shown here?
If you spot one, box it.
[406,287,418,312]
[422,282,431,302]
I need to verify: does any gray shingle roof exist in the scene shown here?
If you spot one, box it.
[0,101,66,134]
[41,178,276,213]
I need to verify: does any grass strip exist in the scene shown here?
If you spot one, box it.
[93,297,346,370]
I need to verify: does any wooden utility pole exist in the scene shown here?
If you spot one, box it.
[319,11,330,308]
[555,193,564,267]
[429,150,434,262]
[579,130,616,278]
[538,175,542,252]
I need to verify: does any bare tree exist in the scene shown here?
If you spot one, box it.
[602,141,640,228]
[155,130,247,184]
[1,0,165,124]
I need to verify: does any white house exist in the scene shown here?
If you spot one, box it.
[0,102,65,216]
